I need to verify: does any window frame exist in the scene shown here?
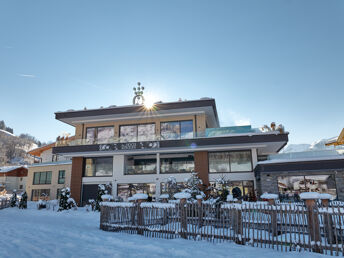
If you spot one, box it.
[85,126,115,143]
[83,157,113,177]
[208,150,253,173]
[160,120,194,140]
[160,153,195,174]
[58,170,65,184]
[32,171,52,185]
[119,123,156,142]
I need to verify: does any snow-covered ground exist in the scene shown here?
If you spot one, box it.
[0,203,331,258]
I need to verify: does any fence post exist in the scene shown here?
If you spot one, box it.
[197,199,203,228]
[137,199,144,235]
[266,197,278,237]
[305,199,321,253]
[320,195,334,244]
[235,207,244,245]
[180,198,187,239]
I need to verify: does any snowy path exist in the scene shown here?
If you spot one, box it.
[0,204,331,258]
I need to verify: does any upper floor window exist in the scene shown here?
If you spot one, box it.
[33,171,52,185]
[120,123,155,142]
[86,126,114,144]
[209,151,252,173]
[84,157,113,177]
[160,120,193,140]
[58,170,65,184]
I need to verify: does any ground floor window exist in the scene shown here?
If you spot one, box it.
[209,180,255,201]
[125,155,156,175]
[277,175,337,201]
[117,183,156,201]
[31,189,50,201]
[160,182,187,195]
[84,157,113,177]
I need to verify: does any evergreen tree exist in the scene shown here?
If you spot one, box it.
[10,191,17,207]
[58,188,75,211]
[184,172,204,200]
[163,176,181,198]
[19,191,27,209]
[95,184,111,211]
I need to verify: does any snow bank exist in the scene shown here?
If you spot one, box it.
[173,192,191,199]
[196,195,203,200]
[140,203,175,209]
[132,193,148,200]
[300,192,320,200]
[101,194,113,200]
[260,193,278,200]
[226,194,234,201]
[159,194,169,199]
[100,202,135,208]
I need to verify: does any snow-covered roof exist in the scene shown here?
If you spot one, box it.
[0,129,15,137]
[0,165,27,173]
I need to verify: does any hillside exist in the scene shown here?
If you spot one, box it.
[281,137,343,153]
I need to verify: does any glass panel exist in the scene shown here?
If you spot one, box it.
[97,127,114,143]
[46,172,52,184]
[85,158,95,177]
[229,151,252,172]
[137,124,155,141]
[86,128,96,143]
[304,175,337,197]
[58,170,65,184]
[120,125,137,142]
[209,152,230,172]
[160,154,194,173]
[161,122,180,140]
[117,183,156,201]
[39,172,46,184]
[125,157,156,175]
[95,157,113,176]
[33,172,40,184]
[180,120,193,139]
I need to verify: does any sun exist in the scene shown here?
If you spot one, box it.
[143,94,156,110]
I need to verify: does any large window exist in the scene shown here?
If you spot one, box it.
[209,151,252,173]
[31,189,50,201]
[117,183,156,201]
[125,155,156,175]
[58,170,65,184]
[209,181,254,201]
[160,153,195,173]
[278,175,337,201]
[33,172,52,185]
[120,123,155,142]
[86,126,114,144]
[84,157,113,177]
[160,120,194,140]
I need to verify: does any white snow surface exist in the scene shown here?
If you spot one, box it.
[300,192,320,200]
[0,202,332,258]
[173,192,191,199]
[101,202,135,207]
[260,193,279,200]
[159,194,169,199]
[318,193,332,200]
[132,193,148,200]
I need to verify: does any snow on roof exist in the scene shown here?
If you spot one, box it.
[0,165,27,173]
[0,129,15,137]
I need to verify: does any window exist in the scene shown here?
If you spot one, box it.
[209,151,252,173]
[86,126,114,144]
[33,172,52,185]
[19,185,23,189]
[125,155,156,175]
[84,157,113,177]
[277,175,337,201]
[31,189,50,201]
[117,183,156,201]
[57,188,62,199]
[209,181,254,201]
[120,123,155,142]
[160,120,194,140]
[58,170,65,184]
[160,153,195,173]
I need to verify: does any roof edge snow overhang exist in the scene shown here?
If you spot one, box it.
[55,99,219,127]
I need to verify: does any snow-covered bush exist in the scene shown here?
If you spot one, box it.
[162,176,181,199]
[37,199,47,210]
[18,191,27,209]
[184,172,204,200]
[95,184,112,211]
[10,190,17,207]
[58,188,76,211]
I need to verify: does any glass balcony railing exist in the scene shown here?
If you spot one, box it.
[124,165,157,175]
[55,126,277,147]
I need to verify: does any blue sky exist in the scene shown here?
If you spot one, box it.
[0,0,343,144]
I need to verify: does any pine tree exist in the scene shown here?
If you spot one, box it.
[95,184,107,212]
[163,176,180,198]
[19,191,27,209]
[184,172,204,200]
[10,191,17,207]
[58,188,75,211]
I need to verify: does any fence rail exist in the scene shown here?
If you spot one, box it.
[100,201,344,256]
[0,198,10,209]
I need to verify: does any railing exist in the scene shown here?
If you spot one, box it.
[100,201,344,256]
[0,198,10,209]
[55,127,280,147]
[124,165,157,175]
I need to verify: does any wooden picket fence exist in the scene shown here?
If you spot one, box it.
[0,198,10,209]
[100,201,344,256]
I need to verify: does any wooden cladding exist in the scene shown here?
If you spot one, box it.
[70,157,83,205]
[194,151,209,186]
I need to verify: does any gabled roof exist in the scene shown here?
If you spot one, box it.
[0,165,27,173]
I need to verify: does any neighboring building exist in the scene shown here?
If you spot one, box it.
[26,141,72,201]
[255,150,344,201]
[326,128,344,147]
[0,165,28,193]
[52,96,288,205]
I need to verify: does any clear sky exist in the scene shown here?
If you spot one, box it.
[0,0,343,144]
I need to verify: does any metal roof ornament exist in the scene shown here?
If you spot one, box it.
[133,82,145,105]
